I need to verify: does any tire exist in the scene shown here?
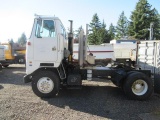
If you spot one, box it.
[19,58,25,64]
[0,63,2,71]
[121,71,139,90]
[3,65,9,68]
[123,72,153,100]
[32,71,60,98]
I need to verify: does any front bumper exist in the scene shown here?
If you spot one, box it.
[23,74,32,83]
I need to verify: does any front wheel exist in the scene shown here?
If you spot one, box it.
[32,71,60,98]
[3,65,9,68]
[123,72,153,100]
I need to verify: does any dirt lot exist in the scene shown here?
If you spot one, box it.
[0,64,160,120]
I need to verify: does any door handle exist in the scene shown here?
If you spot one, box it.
[52,47,56,51]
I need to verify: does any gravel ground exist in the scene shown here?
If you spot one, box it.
[0,64,160,120]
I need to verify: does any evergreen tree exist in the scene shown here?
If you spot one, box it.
[89,13,101,29]
[101,19,106,28]
[150,9,160,39]
[75,26,83,38]
[17,33,27,46]
[128,0,160,40]
[74,26,83,43]
[8,38,14,44]
[88,14,110,44]
[88,13,102,45]
[116,11,129,39]
[98,20,109,43]
[108,23,116,40]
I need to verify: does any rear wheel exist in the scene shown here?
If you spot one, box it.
[123,72,153,100]
[32,71,60,98]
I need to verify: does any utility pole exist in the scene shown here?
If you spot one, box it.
[150,22,154,40]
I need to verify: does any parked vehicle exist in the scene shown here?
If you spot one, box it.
[137,40,160,94]
[0,43,26,67]
[0,45,5,70]
[73,43,115,66]
[24,15,154,100]
[0,45,5,60]
[110,40,137,66]
[73,40,137,67]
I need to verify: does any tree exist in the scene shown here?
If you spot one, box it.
[8,38,14,44]
[89,13,101,29]
[98,20,110,43]
[108,23,116,40]
[88,13,102,45]
[116,11,129,39]
[73,26,83,43]
[150,9,160,39]
[74,26,83,38]
[88,14,110,44]
[17,33,27,46]
[128,0,160,40]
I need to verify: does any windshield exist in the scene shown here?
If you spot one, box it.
[35,19,56,38]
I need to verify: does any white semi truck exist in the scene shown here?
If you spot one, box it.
[24,15,154,100]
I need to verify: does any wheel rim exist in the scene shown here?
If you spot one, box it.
[132,79,148,96]
[37,77,54,93]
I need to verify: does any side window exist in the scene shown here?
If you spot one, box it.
[35,20,56,38]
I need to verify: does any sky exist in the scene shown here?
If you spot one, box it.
[0,0,160,42]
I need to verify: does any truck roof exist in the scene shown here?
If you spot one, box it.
[34,14,65,29]
[35,15,60,20]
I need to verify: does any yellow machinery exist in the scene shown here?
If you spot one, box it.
[1,42,26,67]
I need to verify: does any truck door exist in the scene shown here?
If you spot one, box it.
[33,19,58,62]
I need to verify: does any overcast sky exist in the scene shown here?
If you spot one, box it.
[0,0,160,42]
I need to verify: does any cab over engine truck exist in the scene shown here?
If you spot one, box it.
[24,15,153,100]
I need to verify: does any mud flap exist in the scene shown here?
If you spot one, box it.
[23,75,32,83]
[154,74,160,94]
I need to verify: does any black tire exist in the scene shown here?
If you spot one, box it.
[18,58,25,64]
[3,65,9,68]
[32,71,60,98]
[0,63,2,71]
[123,72,153,100]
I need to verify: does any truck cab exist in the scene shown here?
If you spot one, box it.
[26,15,68,75]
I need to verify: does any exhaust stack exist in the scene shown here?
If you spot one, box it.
[68,20,73,63]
